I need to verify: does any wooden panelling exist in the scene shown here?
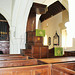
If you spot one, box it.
[25,2,50,59]
[26,31,43,43]
[52,62,75,75]
[0,41,9,54]
[49,48,65,58]
[26,31,43,49]
[41,46,48,58]
[33,68,49,75]
[21,46,49,59]
[26,2,47,32]
[64,51,75,56]
[26,12,36,32]
[52,69,61,75]
[0,56,27,60]
[49,48,75,57]
[26,3,47,50]
[54,62,75,71]
[0,64,50,75]
[38,57,75,64]
[0,54,74,75]
[0,59,38,67]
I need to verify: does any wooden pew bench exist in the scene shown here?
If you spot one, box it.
[0,56,74,75]
[0,56,28,60]
[0,54,22,57]
[0,59,38,67]
[52,62,75,75]
[0,55,46,68]
[0,64,50,75]
[0,55,50,75]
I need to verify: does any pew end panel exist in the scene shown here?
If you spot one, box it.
[0,56,28,60]
[0,64,51,75]
[0,58,47,68]
[0,59,39,68]
[52,62,75,75]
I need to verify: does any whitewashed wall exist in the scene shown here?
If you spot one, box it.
[0,0,12,25]
[10,0,33,54]
[41,12,62,49]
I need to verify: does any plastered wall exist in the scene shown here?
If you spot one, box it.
[41,12,62,49]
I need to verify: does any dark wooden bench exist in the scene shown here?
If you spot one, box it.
[52,62,75,75]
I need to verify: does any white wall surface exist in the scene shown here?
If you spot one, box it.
[0,0,12,25]
[10,0,33,54]
[64,0,75,51]
[42,12,62,49]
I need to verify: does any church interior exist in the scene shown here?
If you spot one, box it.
[0,0,75,75]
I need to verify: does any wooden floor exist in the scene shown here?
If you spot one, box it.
[38,57,75,64]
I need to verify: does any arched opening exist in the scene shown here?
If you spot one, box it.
[0,14,10,54]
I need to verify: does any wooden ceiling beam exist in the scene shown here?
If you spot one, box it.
[40,1,66,22]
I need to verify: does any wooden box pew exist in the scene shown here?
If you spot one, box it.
[0,56,28,60]
[0,64,51,75]
[52,62,75,75]
[0,58,50,75]
[0,54,22,57]
[38,57,75,64]
[0,59,39,68]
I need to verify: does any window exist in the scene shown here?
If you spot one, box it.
[0,14,9,41]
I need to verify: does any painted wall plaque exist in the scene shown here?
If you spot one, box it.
[53,32,59,46]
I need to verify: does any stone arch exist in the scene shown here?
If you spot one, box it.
[0,8,11,27]
[10,0,33,54]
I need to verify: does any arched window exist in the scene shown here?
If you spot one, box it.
[0,14,9,41]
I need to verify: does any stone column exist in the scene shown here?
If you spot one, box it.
[10,0,33,54]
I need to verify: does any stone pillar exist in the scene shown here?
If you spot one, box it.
[10,0,33,54]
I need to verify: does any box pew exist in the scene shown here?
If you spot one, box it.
[52,62,75,75]
[0,56,28,60]
[0,59,38,67]
[0,64,50,75]
[0,54,22,57]
[0,56,74,75]
[0,56,50,75]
